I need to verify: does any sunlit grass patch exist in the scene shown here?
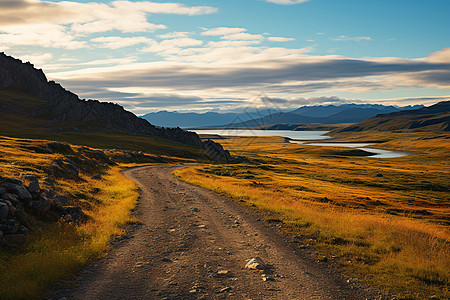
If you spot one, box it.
[175,133,449,299]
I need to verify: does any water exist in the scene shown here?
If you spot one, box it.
[193,129,331,140]
[293,142,409,158]
[193,129,409,158]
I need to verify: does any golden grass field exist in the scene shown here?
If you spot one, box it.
[175,132,449,299]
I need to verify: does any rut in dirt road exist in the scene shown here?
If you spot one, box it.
[48,165,382,300]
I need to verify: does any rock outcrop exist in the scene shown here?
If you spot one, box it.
[0,175,86,247]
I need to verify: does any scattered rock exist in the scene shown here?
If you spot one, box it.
[91,173,102,180]
[53,158,79,178]
[320,197,331,203]
[245,257,266,270]
[27,179,40,194]
[415,209,432,215]
[217,270,231,276]
[161,258,172,263]
[3,177,23,185]
[261,274,275,281]
[48,142,73,153]
[30,194,50,216]
[372,200,384,206]
[2,183,32,202]
[18,225,29,236]
[0,219,19,234]
[0,202,9,221]
[55,195,68,204]
[218,287,232,293]
[191,207,200,212]
[42,147,53,154]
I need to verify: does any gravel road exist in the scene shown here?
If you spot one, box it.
[48,165,382,300]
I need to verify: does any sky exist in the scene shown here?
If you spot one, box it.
[1,0,449,114]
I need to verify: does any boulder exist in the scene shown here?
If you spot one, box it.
[245,257,267,270]
[0,202,9,221]
[202,140,232,162]
[2,183,32,202]
[18,225,29,236]
[27,179,40,194]
[53,158,79,178]
[0,219,19,234]
[3,177,23,185]
[48,142,73,153]
[30,194,50,215]
[55,195,68,204]
[91,173,102,180]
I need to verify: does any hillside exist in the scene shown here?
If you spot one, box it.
[0,53,231,161]
[334,101,450,133]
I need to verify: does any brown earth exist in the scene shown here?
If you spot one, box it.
[48,165,383,300]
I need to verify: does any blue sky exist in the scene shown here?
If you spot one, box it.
[1,0,449,114]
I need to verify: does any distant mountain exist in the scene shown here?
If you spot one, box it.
[334,101,450,132]
[143,104,423,129]
[290,104,420,118]
[0,52,233,161]
[219,104,423,128]
[141,110,278,128]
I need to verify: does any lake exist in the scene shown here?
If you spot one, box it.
[193,129,331,140]
[194,129,409,158]
[293,142,410,158]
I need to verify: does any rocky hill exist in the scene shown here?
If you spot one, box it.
[0,53,232,161]
[334,101,449,133]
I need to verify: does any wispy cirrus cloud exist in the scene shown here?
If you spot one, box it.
[265,0,309,4]
[201,27,247,36]
[268,37,295,42]
[331,35,373,42]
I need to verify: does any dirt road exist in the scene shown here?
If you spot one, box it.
[49,165,381,300]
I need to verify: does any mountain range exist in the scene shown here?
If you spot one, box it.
[142,104,423,129]
[334,101,449,132]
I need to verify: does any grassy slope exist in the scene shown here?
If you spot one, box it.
[0,132,200,299]
[175,133,449,299]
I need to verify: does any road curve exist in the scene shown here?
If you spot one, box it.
[48,165,381,300]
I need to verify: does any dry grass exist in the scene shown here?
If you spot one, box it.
[0,136,140,300]
[175,133,449,299]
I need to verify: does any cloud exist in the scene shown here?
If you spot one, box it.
[0,23,88,49]
[91,36,153,49]
[265,0,309,4]
[331,35,373,42]
[268,37,295,42]
[0,0,217,49]
[221,33,265,41]
[157,31,191,39]
[140,38,203,54]
[201,27,247,36]
[49,49,450,113]
[0,0,217,26]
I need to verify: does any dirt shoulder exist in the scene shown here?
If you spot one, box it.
[48,165,382,300]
